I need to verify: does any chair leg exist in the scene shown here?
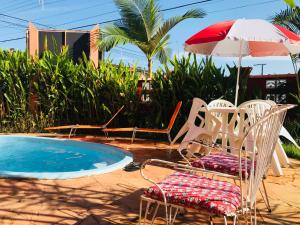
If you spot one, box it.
[139,196,182,225]
[209,216,213,225]
[224,216,228,225]
[132,129,136,143]
[262,179,272,213]
[275,140,290,167]
[104,131,108,138]
[171,207,179,225]
[167,132,172,144]
[151,203,160,224]
[68,128,74,139]
[233,215,237,225]
[139,198,143,225]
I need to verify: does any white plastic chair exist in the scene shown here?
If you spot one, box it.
[139,105,290,225]
[208,99,236,144]
[208,99,235,121]
[171,98,207,144]
[171,98,221,157]
[238,100,291,175]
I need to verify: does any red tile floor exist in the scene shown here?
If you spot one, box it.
[0,135,299,224]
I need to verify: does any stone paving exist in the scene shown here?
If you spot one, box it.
[0,135,299,224]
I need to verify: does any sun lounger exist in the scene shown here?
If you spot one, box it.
[44,105,124,138]
[103,101,182,143]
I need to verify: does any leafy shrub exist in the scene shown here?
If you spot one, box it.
[283,144,300,160]
[1,49,298,144]
[0,48,140,132]
[149,54,242,133]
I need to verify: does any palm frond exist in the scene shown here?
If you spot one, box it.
[271,7,300,34]
[156,46,171,64]
[150,9,206,46]
[115,0,151,41]
[98,0,206,78]
[144,0,162,38]
[98,25,135,51]
[151,34,170,62]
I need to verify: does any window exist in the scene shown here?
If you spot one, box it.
[266,79,287,89]
[266,80,275,89]
[266,94,287,103]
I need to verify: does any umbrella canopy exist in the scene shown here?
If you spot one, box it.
[184,19,300,105]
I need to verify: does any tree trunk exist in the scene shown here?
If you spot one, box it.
[147,58,153,79]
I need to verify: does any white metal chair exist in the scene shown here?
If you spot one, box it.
[139,105,290,225]
[266,100,299,163]
[238,100,291,175]
[178,101,289,213]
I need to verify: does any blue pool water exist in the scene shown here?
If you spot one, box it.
[0,136,132,179]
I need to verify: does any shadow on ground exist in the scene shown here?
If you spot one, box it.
[0,135,299,224]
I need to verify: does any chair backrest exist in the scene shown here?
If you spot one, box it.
[208,99,235,120]
[103,105,125,127]
[178,107,221,157]
[171,98,207,144]
[240,105,290,210]
[238,100,272,126]
[208,99,235,108]
[174,98,221,157]
[167,101,182,130]
[186,98,207,126]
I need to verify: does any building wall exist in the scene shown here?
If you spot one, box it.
[27,24,100,66]
[247,74,298,103]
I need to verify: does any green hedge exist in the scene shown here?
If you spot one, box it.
[283,144,300,160]
[0,48,140,132]
[0,48,299,145]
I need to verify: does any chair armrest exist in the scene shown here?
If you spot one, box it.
[140,159,238,186]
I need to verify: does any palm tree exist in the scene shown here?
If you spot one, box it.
[98,0,205,78]
[284,0,297,8]
[272,7,300,95]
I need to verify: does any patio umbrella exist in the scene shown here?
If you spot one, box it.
[184,18,300,106]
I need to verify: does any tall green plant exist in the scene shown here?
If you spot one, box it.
[148,54,239,132]
[272,7,300,96]
[0,48,140,132]
[98,0,205,78]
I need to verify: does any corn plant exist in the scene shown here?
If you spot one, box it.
[0,48,140,132]
[149,54,240,133]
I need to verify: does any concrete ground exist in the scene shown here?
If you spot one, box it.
[0,135,299,225]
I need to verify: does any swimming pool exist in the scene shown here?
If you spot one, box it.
[0,135,132,179]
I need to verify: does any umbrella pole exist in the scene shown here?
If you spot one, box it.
[234,41,243,106]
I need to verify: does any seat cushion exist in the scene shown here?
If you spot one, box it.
[192,153,254,178]
[144,172,241,216]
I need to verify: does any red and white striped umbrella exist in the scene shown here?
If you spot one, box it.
[184,19,300,105]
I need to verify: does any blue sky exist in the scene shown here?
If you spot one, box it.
[0,0,295,75]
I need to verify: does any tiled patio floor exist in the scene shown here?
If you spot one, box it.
[0,135,299,224]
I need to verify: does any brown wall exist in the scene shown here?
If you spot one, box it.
[247,74,298,103]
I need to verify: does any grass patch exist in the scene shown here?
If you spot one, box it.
[283,144,300,160]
